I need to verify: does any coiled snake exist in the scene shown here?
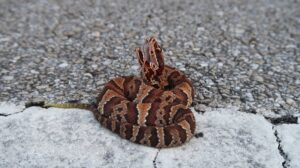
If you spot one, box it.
[45,37,196,148]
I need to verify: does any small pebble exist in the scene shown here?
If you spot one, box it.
[59,63,69,68]
[195,104,207,112]
[2,76,14,81]
[286,98,296,106]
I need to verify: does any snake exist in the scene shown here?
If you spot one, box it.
[45,37,196,148]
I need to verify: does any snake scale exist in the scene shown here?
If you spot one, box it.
[45,37,196,148]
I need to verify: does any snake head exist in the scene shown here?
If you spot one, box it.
[135,36,166,88]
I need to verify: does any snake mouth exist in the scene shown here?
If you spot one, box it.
[135,36,165,87]
[136,37,164,71]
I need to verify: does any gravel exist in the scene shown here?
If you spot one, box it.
[0,0,299,116]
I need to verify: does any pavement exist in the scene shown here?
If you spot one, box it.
[0,0,299,167]
[1,104,295,168]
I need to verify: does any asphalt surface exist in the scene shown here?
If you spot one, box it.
[0,0,299,116]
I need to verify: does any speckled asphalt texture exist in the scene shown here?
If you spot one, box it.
[0,0,299,117]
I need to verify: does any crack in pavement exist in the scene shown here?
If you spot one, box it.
[25,101,46,108]
[0,113,9,117]
[266,116,298,125]
[273,127,289,168]
[153,149,160,168]
[0,111,24,117]
[0,101,58,117]
[0,102,39,117]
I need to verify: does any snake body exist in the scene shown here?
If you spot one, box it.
[46,37,196,148]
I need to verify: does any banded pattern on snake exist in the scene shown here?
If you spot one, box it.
[45,37,196,148]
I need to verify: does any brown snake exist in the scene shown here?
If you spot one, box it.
[45,37,196,148]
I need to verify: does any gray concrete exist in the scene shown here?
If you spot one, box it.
[0,0,299,116]
[0,106,284,168]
